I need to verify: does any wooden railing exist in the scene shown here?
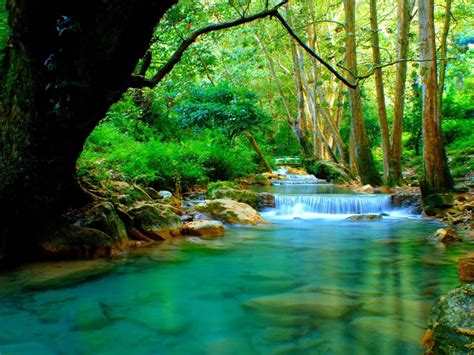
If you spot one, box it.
[274,156,302,166]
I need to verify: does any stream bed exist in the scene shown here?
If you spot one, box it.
[0,186,472,354]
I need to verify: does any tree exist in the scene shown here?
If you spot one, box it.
[344,0,382,186]
[417,0,453,195]
[0,1,178,261]
[369,0,391,183]
[390,0,414,185]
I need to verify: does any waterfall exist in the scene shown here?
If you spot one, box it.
[274,194,392,215]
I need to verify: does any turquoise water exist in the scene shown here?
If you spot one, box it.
[0,191,471,354]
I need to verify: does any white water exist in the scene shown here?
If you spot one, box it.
[268,193,414,220]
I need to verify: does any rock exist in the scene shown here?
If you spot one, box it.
[355,184,374,193]
[390,192,422,211]
[181,220,225,238]
[24,259,114,290]
[428,227,462,243]
[346,214,382,221]
[459,256,474,282]
[195,199,267,225]
[209,188,259,208]
[351,316,424,344]
[158,190,173,200]
[0,342,55,354]
[39,226,121,259]
[144,187,161,199]
[424,284,474,354]
[126,202,181,240]
[423,193,454,216]
[244,292,361,319]
[185,237,205,244]
[107,180,152,203]
[262,326,305,342]
[70,301,109,331]
[453,183,469,193]
[257,192,276,210]
[74,202,129,253]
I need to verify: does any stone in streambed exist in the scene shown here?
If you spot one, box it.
[459,256,474,282]
[346,214,382,221]
[181,220,225,238]
[129,306,189,334]
[195,199,268,225]
[244,292,361,319]
[428,227,462,244]
[262,326,307,342]
[424,284,474,354]
[351,316,424,344]
[70,301,109,331]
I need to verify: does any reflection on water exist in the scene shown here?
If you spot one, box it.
[0,214,471,354]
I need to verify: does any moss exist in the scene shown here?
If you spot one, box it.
[209,189,259,208]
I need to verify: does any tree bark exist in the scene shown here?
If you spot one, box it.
[242,131,273,173]
[417,0,453,196]
[344,0,382,186]
[390,0,413,185]
[436,0,452,124]
[369,0,391,184]
[0,0,177,261]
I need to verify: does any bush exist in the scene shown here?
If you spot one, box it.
[302,158,350,184]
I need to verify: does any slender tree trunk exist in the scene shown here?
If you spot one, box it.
[242,130,273,172]
[0,0,177,261]
[344,0,382,186]
[436,0,452,123]
[369,0,391,184]
[390,0,413,185]
[417,0,453,196]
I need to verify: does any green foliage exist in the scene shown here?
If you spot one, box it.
[176,82,272,138]
[303,159,347,184]
[0,0,8,63]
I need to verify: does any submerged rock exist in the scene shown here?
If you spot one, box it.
[181,220,225,238]
[424,284,474,354]
[459,256,474,282]
[195,199,267,225]
[428,227,462,244]
[346,214,382,221]
[351,316,424,344]
[244,292,361,319]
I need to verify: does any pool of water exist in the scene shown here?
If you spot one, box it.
[0,193,472,354]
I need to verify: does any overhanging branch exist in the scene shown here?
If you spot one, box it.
[130,0,289,88]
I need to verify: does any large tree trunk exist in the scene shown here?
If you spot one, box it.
[242,131,273,173]
[417,0,453,196]
[344,0,382,186]
[0,0,177,262]
[369,0,391,184]
[390,0,413,185]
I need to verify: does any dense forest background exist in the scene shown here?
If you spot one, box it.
[71,0,473,193]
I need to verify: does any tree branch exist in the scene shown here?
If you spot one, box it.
[272,12,358,89]
[130,0,289,88]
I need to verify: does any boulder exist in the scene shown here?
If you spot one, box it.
[209,188,259,209]
[355,184,375,194]
[428,227,462,244]
[424,284,474,354]
[74,202,128,252]
[195,199,267,225]
[106,180,152,204]
[125,202,181,240]
[423,193,454,216]
[144,187,161,200]
[453,183,469,193]
[40,226,120,259]
[459,256,474,282]
[346,214,382,221]
[181,221,225,238]
[244,292,361,319]
[257,192,276,210]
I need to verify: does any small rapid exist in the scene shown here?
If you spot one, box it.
[274,194,391,215]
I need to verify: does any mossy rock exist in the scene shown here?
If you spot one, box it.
[422,193,454,216]
[40,226,118,259]
[195,199,267,225]
[302,159,353,184]
[206,181,238,196]
[209,188,259,209]
[75,202,128,251]
[424,284,474,354]
[126,202,181,240]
